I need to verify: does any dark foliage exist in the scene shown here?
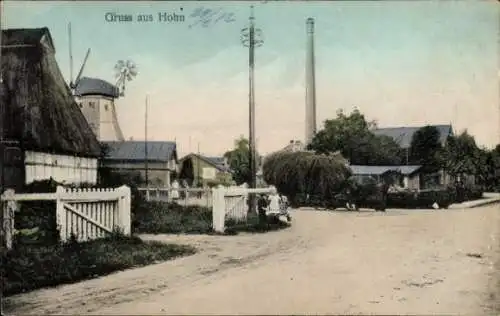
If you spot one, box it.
[223,136,261,185]
[2,232,196,296]
[307,109,403,165]
[409,126,443,169]
[386,188,456,209]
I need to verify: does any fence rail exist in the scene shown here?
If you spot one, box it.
[138,187,212,207]
[1,185,131,249]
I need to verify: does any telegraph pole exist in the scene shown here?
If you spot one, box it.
[144,95,149,200]
[0,15,4,196]
[241,5,263,213]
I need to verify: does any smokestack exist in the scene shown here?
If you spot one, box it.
[305,17,317,146]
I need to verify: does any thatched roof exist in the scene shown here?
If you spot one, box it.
[1,27,101,157]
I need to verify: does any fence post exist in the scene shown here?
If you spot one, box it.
[2,189,17,250]
[212,185,226,233]
[119,185,132,236]
[56,186,67,242]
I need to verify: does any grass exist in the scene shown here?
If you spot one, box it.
[133,201,214,234]
[1,233,196,297]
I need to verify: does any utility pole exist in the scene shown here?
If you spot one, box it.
[145,95,149,200]
[0,15,4,196]
[241,5,263,213]
[0,15,4,204]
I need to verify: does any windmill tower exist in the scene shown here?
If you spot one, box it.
[68,23,128,142]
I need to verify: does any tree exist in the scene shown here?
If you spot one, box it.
[307,108,403,165]
[409,126,443,169]
[484,144,500,191]
[442,131,495,186]
[223,136,260,185]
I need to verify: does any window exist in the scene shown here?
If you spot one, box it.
[79,103,83,108]
[89,102,96,109]
[104,104,109,111]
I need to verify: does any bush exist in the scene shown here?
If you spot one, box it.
[387,188,456,209]
[132,201,213,234]
[1,233,196,296]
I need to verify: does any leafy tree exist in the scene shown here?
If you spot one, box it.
[484,144,500,191]
[441,131,482,175]
[442,131,499,189]
[408,126,443,169]
[223,136,261,185]
[307,108,403,165]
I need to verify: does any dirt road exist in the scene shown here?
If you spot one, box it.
[4,204,500,315]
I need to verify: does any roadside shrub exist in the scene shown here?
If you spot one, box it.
[133,201,213,234]
[386,188,455,209]
[447,183,484,203]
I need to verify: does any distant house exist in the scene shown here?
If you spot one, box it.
[372,124,456,189]
[102,141,178,186]
[0,27,102,189]
[178,154,233,187]
[372,124,454,149]
[350,165,422,190]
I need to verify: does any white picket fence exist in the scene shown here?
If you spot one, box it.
[138,187,212,207]
[1,185,131,249]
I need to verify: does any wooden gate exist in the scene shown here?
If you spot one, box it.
[1,185,131,249]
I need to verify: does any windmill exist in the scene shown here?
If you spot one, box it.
[114,59,137,96]
[67,22,125,142]
[67,23,91,95]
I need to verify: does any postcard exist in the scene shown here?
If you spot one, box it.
[1,1,499,315]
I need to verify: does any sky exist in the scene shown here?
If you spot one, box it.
[2,1,499,156]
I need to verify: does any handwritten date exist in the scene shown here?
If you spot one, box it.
[188,7,236,28]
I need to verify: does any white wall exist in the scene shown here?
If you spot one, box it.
[25,151,98,185]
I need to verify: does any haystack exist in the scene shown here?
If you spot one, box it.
[0,27,101,157]
[262,150,352,198]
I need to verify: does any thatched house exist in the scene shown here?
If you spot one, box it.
[0,27,101,189]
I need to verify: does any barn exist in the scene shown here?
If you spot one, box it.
[0,27,102,190]
[101,141,178,187]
